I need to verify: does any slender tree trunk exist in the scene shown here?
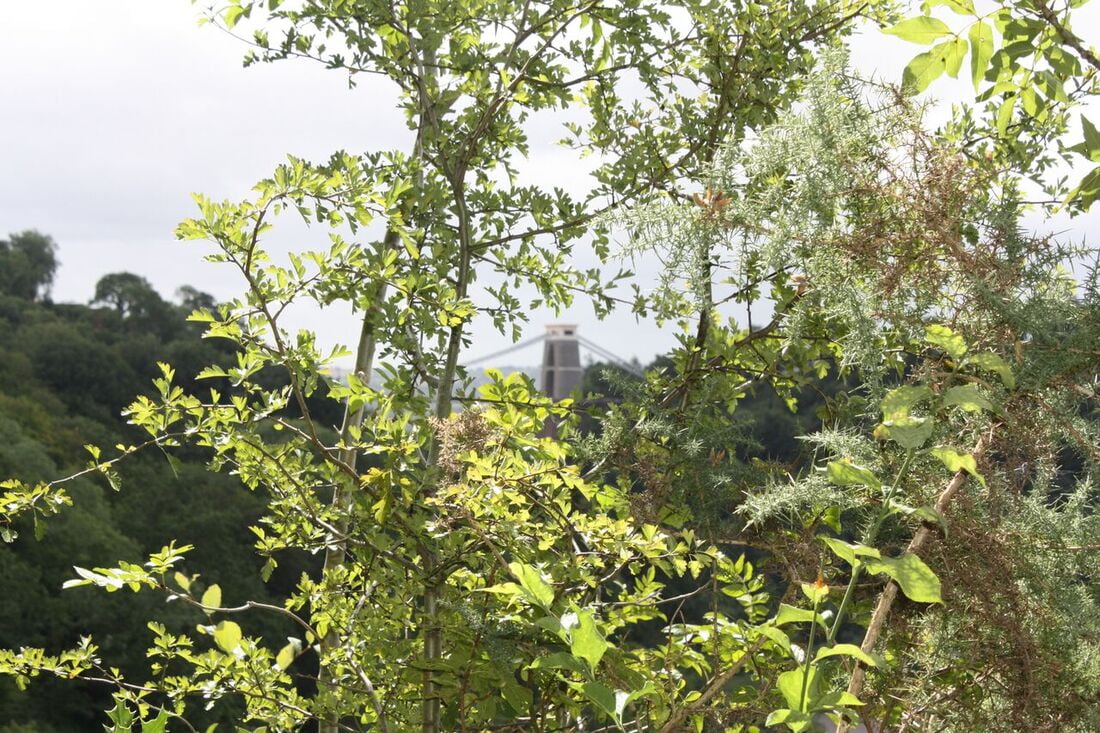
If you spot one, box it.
[318,273,388,733]
[420,175,473,733]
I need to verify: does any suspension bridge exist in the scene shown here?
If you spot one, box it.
[462,324,644,400]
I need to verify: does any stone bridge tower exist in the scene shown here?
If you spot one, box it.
[540,323,582,400]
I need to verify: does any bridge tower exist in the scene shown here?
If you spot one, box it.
[541,324,583,401]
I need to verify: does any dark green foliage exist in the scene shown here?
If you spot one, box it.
[0,269,300,731]
[0,232,58,302]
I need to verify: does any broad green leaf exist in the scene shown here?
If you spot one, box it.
[275,643,296,670]
[864,553,943,603]
[1064,166,1100,209]
[811,690,865,710]
[942,384,994,413]
[756,625,793,655]
[224,5,246,28]
[581,681,617,721]
[773,603,828,628]
[501,676,531,714]
[821,536,880,567]
[996,95,1017,135]
[1020,87,1040,116]
[766,708,813,730]
[509,562,555,609]
[903,49,948,93]
[884,416,934,449]
[881,385,934,420]
[942,37,968,78]
[925,0,975,14]
[570,611,609,672]
[968,21,995,90]
[925,324,968,359]
[930,447,986,486]
[213,620,243,653]
[826,459,881,489]
[478,581,524,598]
[964,352,1015,389]
[201,584,222,611]
[616,684,657,720]
[141,710,170,733]
[884,16,952,44]
[1081,116,1100,162]
[800,580,830,604]
[776,667,821,711]
[888,500,949,529]
[813,643,878,666]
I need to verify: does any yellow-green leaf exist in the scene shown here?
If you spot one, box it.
[201,584,222,612]
[864,553,943,603]
[942,384,994,413]
[826,459,882,489]
[275,642,296,670]
[925,324,968,360]
[884,16,953,44]
[813,643,878,666]
[942,37,968,78]
[964,352,1015,389]
[213,620,242,653]
[968,21,995,90]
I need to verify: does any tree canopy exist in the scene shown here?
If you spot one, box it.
[0,232,58,302]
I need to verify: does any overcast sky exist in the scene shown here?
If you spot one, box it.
[2,2,1098,368]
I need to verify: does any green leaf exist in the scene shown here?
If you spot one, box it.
[925,324,968,360]
[581,681,617,720]
[884,416,935,449]
[509,562,555,609]
[813,643,878,666]
[942,37,968,78]
[1064,166,1100,209]
[616,684,657,720]
[213,620,243,653]
[756,625,793,655]
[903,49,948,93]
[968,21,995,90]
[996,94,1017,135]
[942,384,994,413]
[570,611,609,673]
[141,710,170,733]
[821,537,881,567]
[864,553,943,603]
[766,708,814,730]
[964,352,1015,389]
[1080,116,1100,162]
[930,447,986,486]
[811,690,865,710]
[800,580,830,604]
[776,667,821,711]
[773,603,828,628]
[275,642,296,670]
[826,460,882,489]
[201,584,222,612]
[884,16,952,44]
[926,0,975,14]
[224,5,246,28]
[881,385,934,420]
[888,501,948,531]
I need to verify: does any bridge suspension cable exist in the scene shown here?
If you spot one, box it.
[575,335,645,377]
[461,333,546,366]
[460,329,646,378]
